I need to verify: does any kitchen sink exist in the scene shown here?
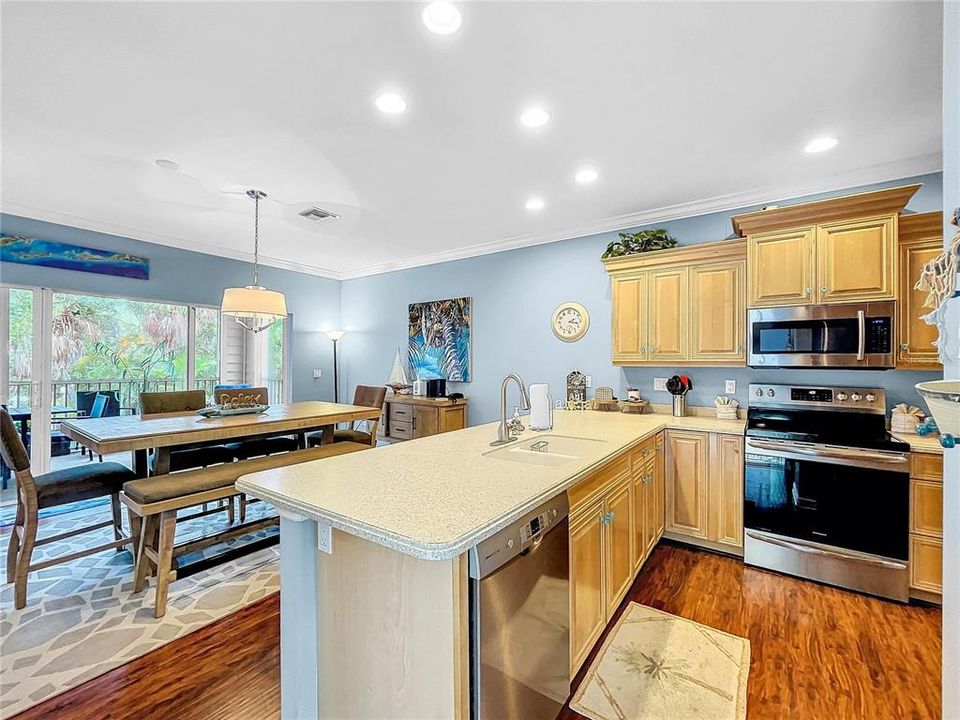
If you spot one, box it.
[483,435,607,466]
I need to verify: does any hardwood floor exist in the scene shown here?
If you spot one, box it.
[13,543,940,720]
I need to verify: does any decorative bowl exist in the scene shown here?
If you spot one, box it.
[915,381,960,437]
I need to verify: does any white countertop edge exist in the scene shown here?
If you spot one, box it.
[236,418,744,561]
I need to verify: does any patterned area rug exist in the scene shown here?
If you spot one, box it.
[570,603,749,720]
[0,502,280,716]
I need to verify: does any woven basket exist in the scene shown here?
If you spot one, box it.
[619,400,649,414]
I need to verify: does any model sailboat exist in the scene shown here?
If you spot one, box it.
[386,347,412,393]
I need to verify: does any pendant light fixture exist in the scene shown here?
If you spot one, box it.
[221,189,288,333]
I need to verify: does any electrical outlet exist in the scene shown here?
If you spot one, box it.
[724,379,736,394]
[654,377,668,391]
[317,522,333,554]
[313,368,323,379]
[585,375,593,388]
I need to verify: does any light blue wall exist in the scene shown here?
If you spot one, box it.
[0,214,341,402]
[341,173,944,425]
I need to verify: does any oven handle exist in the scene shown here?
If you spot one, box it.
[745,531,908,570]
[857,309,866,360]
[746,439,909,465]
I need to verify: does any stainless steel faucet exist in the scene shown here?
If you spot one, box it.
[491,374,530,446]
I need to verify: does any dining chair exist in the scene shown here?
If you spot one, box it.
[138,390,236,472]
[219,387,299,460]
[307,385,386,448]
[216,387,298,522]
[1,406,135,609]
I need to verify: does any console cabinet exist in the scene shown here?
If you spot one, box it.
[380,396,467,442]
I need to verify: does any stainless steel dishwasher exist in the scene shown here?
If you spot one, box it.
[469,493,570,720]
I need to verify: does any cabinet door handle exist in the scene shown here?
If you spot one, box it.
[900,342,909,351]
[805,287,813,295]
[820,286,828,293]
[412,417,417,430]
[736,344,744,353]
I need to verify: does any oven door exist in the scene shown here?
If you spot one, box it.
[747,301,895,368]
[743,438,909,560]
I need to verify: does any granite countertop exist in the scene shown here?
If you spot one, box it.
[236,409,745,560]
[890,432,945,454]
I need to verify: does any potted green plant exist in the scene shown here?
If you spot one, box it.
[601,228,678,259]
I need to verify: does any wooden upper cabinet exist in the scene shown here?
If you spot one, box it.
[709,434,744,549]
[689,261,745,363]
[611,273,647,362]
[747,227,815,307]
[897,212,943,370]
[664,430,709,539]
[647,268,688,361]
[816,215,897,303]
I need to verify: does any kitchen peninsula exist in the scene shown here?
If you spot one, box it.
[236,409,745,719]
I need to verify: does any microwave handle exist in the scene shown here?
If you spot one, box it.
[856,309,865,360]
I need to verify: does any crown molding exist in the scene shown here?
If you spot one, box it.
[337,153,942,279]
[2,152,942,283]
[0,201,343,281]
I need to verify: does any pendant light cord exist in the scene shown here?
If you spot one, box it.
[253,192,261,287]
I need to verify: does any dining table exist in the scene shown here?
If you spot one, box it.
[58,400,383,477]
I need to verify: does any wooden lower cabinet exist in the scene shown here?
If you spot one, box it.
[709,434,744,549]
[569,433,665,674]
[664,430,709,539]
[665,430,743,553]
[569,499,606,672]
[909,450,943,602]
[604,477,634,619]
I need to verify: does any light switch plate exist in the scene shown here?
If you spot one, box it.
[654,377,668,391]
[585,375,593,388]
[313,368,323,379]
[317,522,333,554]
[725,379,736,394]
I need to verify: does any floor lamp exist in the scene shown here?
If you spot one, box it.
[325,330,346,403]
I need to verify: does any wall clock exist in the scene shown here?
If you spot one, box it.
[552,302,590,342]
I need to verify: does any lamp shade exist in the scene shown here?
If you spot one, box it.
[325,329,346,341]
[221,285,288,320]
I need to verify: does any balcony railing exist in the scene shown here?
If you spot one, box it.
[5,378,289,413]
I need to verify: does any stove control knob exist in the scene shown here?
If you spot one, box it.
[865,393,876,403]
[767,388,776,397]
[755,388,764,397]
[850,393,863,402]
[836,392,848,401]
[506,538,515,549]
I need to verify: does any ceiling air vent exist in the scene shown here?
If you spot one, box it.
[298,206,341,223]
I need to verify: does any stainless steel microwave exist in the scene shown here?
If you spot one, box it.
[747,301,895,368]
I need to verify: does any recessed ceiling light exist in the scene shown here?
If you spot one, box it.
[375,93,407,114]
[520,107,550,129]
[525,197,545,211]
[154,158,180,171]
[804,136,838,153]
[422,1,461,35]
[575,167,599,184]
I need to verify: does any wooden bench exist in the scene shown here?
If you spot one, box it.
[121,442,370,617]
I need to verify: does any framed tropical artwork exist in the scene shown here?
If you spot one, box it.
[408,297,471,382]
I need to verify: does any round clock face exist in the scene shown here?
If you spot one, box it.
[552,302,589,342]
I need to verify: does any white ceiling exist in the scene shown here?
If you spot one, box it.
[1,1,942,279]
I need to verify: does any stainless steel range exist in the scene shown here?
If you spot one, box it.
[743,384,911,602]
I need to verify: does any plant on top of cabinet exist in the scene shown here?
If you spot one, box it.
[601,229,677,259]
